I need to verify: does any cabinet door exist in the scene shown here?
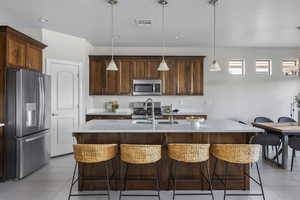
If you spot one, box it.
[177,59,192,95]
[191,59,204,95]
[0,69,4,122]
[147,59,161,80]
[133,60,147,79]
[26,44,43,72]
[0,127,3,179]
[104,60,120,95]
[162,59,177,95]
[119,60,132,95]
[7,36,26,68]
[89,59,106,95]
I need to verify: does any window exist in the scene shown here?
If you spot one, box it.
[282,60,299,76]
[228,60,245,76]
[255,60,272,76]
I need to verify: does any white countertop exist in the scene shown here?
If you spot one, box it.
[0,123,4,127]
[73,119,263,134]
[162,112,207,116]
[86,111,207,116]
[86,112,132,116]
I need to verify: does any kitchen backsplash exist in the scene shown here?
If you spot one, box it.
[87,96,208,113]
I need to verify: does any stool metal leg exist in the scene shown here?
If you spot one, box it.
[203,162,215,200]
[172,160,177,200]
[105,161,111,200]
[223,162,229,200]
[256,163,266,200]
[156,161,161,200]
[68,161,112,200]
[68,162,78,200]
[119,163,128,200]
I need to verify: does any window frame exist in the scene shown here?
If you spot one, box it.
[255,59,272,76]
[282,59,299,76]
[228,59,246,76]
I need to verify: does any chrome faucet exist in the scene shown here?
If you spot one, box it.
[145,98,156,125]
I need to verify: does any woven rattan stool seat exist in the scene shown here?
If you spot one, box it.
[211,144,261,164]
[120,144,161,164]
[73,144,117,163]
[168,144,210,163]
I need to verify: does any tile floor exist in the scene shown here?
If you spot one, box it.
[0,153,299,200]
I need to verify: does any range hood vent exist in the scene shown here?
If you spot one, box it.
[135,19,152,26]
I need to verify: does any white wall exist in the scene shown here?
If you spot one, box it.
[0,8,42,42]
[88,46,300,123]
[42,29,94,124]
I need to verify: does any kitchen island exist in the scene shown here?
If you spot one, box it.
[73,119,263,191]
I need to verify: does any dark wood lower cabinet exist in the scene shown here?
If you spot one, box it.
[73,132,253,191]
[0,127,4,180]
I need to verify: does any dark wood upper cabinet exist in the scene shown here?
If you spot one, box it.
[7,35,27,69]
[191,59,204,95]
[147,59,161,80]
[162,59,177,95]
[119,60,132,94]
[89,58,106,95]
[133,59,147,79]
[26,43,43,72]
[89,56,204,96]
[0,26,47,72]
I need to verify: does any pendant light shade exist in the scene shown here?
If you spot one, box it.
[107,0,118,71]
[158,0,169,71]
[106,59,118,71]
[209,0,221,72]
[158,57,169,71]
[209,60,221,71]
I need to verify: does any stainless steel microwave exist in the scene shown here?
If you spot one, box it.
[132,80,162,96]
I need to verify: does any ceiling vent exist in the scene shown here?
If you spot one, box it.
[135,19,152,27]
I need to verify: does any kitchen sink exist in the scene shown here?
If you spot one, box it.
[132,120,179,125]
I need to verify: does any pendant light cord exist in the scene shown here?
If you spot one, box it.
[162,3,166,59]
[111,3,115,60]
[213,1,216,61]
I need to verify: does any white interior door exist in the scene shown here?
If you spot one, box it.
[47,59,80,157]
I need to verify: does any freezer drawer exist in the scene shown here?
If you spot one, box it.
[17,131,50,179]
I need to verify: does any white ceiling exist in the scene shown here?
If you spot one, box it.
[1,0,300,47]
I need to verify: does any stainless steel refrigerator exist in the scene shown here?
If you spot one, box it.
[5,68,51,179]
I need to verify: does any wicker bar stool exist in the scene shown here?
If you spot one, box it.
[211,144,265,200]
[119,144,162,200]
[168,144,214,200]
[68,144,118,200]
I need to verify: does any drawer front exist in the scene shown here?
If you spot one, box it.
[17,131,50,179]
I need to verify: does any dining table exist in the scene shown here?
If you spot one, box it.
[252,122,300,169]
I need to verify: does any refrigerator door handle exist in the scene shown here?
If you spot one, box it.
[24,134,46,143]
[38,77,43,128]
[41,76,45,128]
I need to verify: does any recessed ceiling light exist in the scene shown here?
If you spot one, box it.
[39,17,49,23]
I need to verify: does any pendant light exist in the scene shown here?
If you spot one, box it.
[157,0,170,71]
[209,0,221,72]
[106,0,118,71]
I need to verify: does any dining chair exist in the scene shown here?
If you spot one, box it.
[278,117,300,171]
[278,117,296,123]
[253,117,281,163]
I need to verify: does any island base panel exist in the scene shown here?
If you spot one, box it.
[74,132,254,190]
